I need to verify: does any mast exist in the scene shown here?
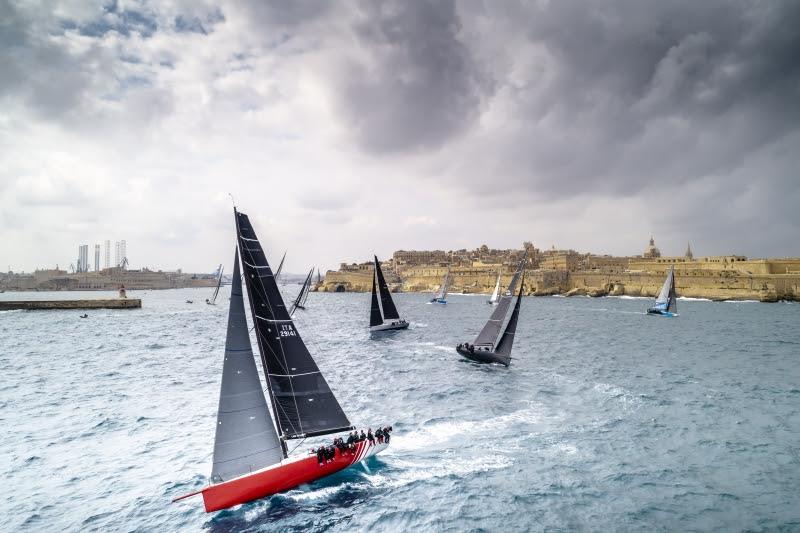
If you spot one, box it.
[369,271,383,327]
[494,273,524,356]
[374,256,400,319]
[211,248,284,481]
[235,209,352,440]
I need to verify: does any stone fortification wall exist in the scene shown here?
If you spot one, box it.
[566,271,798,301]
[319,266,799,302]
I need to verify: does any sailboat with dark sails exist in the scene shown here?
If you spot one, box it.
[274,250,286,281]
[429,268,450,304]
[206,264,224,305]
[456,257,526,366]
[290,267,314,315]
[173,209,388,512]
[647,265,678,317]
[370,255,409,332]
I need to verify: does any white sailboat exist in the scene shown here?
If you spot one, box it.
[488,272,501,305]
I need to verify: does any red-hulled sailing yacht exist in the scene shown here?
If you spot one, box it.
[173,209,388,512]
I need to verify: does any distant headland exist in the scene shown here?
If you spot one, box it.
[0,266,217,292]
[317,238,800,302]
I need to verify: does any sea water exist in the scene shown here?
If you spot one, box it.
[1,289,799,531]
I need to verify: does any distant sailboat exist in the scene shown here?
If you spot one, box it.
[290,267,314,315]
[173,209,388,512]
[647,265,678,317]
[430,268,450,304]
[457,256,526,366]
[488,272,501,305]
[274,251,286,281]
[206,264,224,305]
[370,255,409,332]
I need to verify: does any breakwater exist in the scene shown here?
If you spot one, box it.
[0,299,142,310]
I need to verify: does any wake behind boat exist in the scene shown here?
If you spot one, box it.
[370,255,409,332]
[457,256,526,366]
[430,268,450,304]
[173,209,389,512]
[647,265,678,317]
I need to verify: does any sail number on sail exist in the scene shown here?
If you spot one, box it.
[280,324,297,337]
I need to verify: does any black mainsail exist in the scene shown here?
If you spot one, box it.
[235,209,352,440]
[494,273,524,357]
[211,248,283,482]
[374,255,400,320]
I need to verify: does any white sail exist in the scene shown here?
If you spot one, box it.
[654,266,674,307]
[436,269,450,300]
[489,273,501,304]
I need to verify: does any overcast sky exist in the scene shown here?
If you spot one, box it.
[1,0,798,274]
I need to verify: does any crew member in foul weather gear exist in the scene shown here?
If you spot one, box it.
[316,447,324,465]
[367,429,375,444]
[376,428,384,443]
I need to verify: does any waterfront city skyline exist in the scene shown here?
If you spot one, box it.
[1,1,799,274]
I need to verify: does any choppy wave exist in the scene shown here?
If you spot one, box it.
[3,289,799,532]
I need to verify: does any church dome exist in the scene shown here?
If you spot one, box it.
[644,236,661,258]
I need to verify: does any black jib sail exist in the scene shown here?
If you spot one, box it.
[374,255,400,319]
[667,268,677,314]
[370,272,383,327]
[211,248,284,482]
[235,210,352,440]
[494,272,524,357]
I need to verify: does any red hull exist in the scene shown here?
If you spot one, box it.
[192,439,386,512]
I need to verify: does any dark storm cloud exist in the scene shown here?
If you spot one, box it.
[233,0,331,28]
[497,0,800,196]
[333,0,494,153]
[324,0,799,204]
